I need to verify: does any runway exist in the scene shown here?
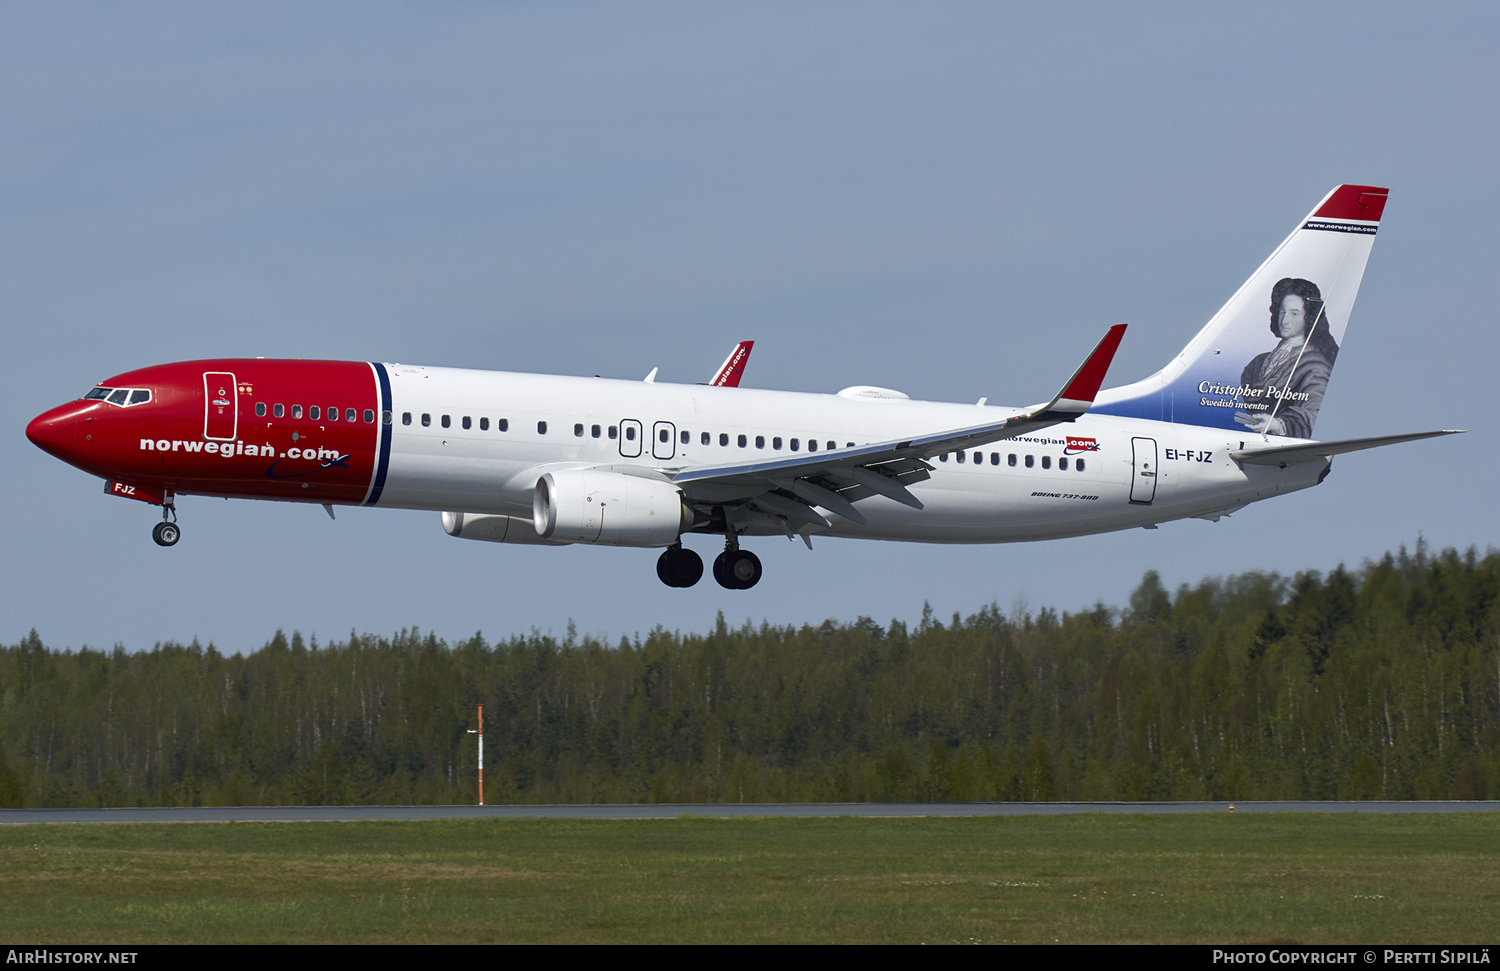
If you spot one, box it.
[3,800,1498,824]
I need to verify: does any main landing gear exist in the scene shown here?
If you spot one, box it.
[713,549,762,589]
[712,530,762,590]
[656,545,704,587]
[656,534,763,590]
[152,501,180,547]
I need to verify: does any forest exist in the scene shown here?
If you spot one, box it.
[1,541,1496,807]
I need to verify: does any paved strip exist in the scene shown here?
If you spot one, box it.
[3,801,1498,824]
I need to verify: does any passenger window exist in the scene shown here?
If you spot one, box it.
[772,437,782,449]
[402,412,412,425]
[346,408,357,423]
[990,452,999,465]
[625,426,635,441]
[538,421,548,435]
[129,390,151,405]
[1008,453,1017,467]
[329,405,339,420]
[1025,455,1034,468]
[310,406,320,420]
[499,419,509,432]
[701,432,710,445]
[382,411,392,425]
[807,439,817,452]
[973,452,982,465]
[607,425,616,439]
[1060,457,1069,470]
[421,413,430,426]
[659,428,669,443]
[721,433,729,446]
[274,403,285,418]
[680,430,690,444]
[939,453,948,462]
[593,424,602,438]
[1042,456,1051,469]
[790,438,800,451]
[480,417,489,431]
[957,451,965,464]
[738,434,747,448]
[363,409,374,423]
[576,423,585,438]
[462,416,471,430]
[441,415,451,428]
[256,402,267,417]
[755,435,765,449]
[1077,459,1086,472]
[827,441,836,450]
[292,405,303,419]
[846,442,855,448]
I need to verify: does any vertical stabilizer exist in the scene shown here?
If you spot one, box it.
[1093,185,1387,438]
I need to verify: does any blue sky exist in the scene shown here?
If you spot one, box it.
[6,3,1497,652]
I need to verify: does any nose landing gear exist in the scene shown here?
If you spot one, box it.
[152,499,180,547]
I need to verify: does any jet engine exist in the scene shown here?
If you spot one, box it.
[532,469,691,547]
[441,511,568,546]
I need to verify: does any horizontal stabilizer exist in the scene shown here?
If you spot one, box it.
[1231,430,1464,466]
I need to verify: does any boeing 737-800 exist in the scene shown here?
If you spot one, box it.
[26,185,1458,589]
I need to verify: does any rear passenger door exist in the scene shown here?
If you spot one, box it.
[1130,436,1158,504]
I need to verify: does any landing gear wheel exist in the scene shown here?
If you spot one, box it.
[713,549,762,589]
[656,546,703,588]
[152,521,181,547]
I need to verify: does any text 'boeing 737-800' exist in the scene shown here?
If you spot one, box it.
[26,185,1460,589]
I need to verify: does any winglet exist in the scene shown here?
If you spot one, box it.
[1033,324,1127,420]
[710,341,754,387]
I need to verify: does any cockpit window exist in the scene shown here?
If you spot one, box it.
[86,386,152,406]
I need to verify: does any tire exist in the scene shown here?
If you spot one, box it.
[670,548,703,587]
[728,550,762,589]
[152,522,180,547]
[712,551,734,589]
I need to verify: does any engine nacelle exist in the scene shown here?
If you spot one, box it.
[532,469,691,547]
[441,511,568,546]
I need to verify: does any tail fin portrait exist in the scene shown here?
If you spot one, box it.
[1094,184,1388,437]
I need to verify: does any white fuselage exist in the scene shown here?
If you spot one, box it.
[377,364,1325,543]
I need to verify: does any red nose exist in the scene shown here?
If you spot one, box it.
[26,403,81,460]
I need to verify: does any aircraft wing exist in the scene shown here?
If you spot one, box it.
[1230,430,1464,467]
[668,325,1126,527]
[709,341,754,387]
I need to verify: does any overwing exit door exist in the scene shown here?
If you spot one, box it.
[618,419,643,458]
[652,421,676,460]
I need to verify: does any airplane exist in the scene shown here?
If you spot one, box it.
[26,184,1460,590]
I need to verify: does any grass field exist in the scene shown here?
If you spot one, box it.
[1,813,1495,944]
